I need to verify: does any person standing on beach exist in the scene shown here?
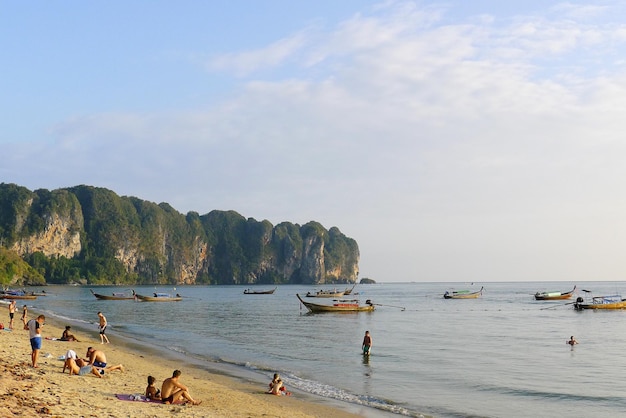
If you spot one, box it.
[27,315,45,368]
[97,311,110,344]
[21,305,28,328]
[362,330,372,355]
[161,370,202,405]
[8,300,16,329]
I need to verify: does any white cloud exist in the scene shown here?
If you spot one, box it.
[6,1,626,281]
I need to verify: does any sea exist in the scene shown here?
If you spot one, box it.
[10,281,626,418]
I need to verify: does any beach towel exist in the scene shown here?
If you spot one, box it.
[115,394,182,404]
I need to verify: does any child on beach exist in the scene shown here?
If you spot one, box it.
[268,373,291,396]
[146,375,161,400]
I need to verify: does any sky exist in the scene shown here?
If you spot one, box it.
[3,1,626,283]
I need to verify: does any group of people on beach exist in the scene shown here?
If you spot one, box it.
[10,305,203,408]
[62,346,125,377]
[145,370,202,405]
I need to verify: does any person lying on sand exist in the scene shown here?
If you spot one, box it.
[63,357,104,378]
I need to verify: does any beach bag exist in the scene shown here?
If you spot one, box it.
[0,323,4,330]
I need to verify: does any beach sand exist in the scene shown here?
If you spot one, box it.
[0,317,361,417]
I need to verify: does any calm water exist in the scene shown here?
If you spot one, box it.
[13,282,626,417]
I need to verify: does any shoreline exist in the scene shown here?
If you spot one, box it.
[0,307,365,417]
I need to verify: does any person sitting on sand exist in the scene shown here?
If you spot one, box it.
[269,373,288,394]
[567,336,579,345]
[146,375,161,400]
[62,349,78,373]
[60,326,79,341]
[161,370,201,405]
[268,378,285,395]
[85,347,125,373]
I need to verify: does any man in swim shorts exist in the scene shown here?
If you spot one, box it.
[161,370,202,405]
[8,300,16,329]
[86,346,107,368]
[85,347,125,373]
[362,330,372,355]
[97,311,110,344]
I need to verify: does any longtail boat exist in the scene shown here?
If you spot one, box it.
[297,294,375,312]
[0,291,37,300]
[343,283,357,295]
[305,289,345,298]
[135,292,183,302]
[574,295,626,310]
[90,289,136,300]
[243,287,277,295]
[535,286,576,300]
[443,286,484,299]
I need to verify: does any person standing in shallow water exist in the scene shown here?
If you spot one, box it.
[362,330,372,355]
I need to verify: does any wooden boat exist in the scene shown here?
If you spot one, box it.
[243,287,277,295]
[297,294,375,312]
[343,283,357,295]
[305,289,345,298]
[0,292,37,300]
[534,286,576,300]
[90,289,136,300]
[443,286,484,299]
[135,292,183,302]
[574,295,626,310]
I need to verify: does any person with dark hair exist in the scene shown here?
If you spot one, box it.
[8,300,16,330]
[21,305,28,328]
[567,336,579,346]
[362,330,372,355]
[161,370,201,405]
[97,312,110,344]
[27,315,45,367]
[60,326,79,341]
[85,347,124,373]
[146,375,161,400]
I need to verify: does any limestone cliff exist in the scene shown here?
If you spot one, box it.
[0,183,359,285]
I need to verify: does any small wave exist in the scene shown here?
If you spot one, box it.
[232,362,427,417]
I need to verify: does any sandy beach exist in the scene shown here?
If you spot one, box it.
[0,313,361,418]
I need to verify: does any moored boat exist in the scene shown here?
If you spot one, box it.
[0,292,37,300]
[343,283,357,295]
[535,286,576,300]
[305,289,345,298]
[243,287,277,295]
[297,294,375,312]
[135,292,183,302]
[443,286,484,299]
[574,295,626,310]
[90,289,136,300]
